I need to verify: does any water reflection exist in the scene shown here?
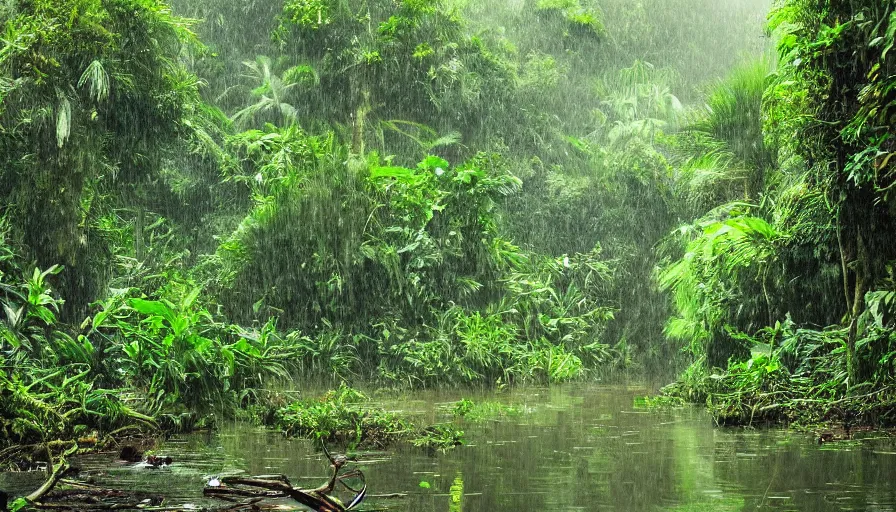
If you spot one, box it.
[2,384,894,511]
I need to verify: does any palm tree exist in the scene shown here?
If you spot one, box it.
[230,56,318,128]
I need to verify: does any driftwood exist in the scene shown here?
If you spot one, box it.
[9,444,169,511]
[204,444,367,512]
[4,442,366,512]
[23,443,79,506]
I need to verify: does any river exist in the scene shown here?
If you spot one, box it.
[3,384,895,511]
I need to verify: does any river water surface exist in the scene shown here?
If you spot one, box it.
[4,384,896,511]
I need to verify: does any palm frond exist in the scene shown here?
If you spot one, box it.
[78,60,110,102]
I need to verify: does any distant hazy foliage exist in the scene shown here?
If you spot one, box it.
[230,56,319,128]
[536,0,604,36]
[0,0,210,313]
[672,60,775,214]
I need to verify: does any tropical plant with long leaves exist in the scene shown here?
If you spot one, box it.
[229,55,319,128]
[659,207,787,368]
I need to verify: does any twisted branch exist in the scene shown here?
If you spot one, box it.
[204,443,366,512]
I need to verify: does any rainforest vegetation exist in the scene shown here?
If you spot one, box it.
[1,0,896,472]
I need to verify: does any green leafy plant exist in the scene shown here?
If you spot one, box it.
[451,398,519,421]
[273,385,464,450]
[92,280,295,414]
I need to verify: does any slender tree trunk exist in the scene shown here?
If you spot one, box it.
[846,228,868,387]
[836,211,853,313]
[351,89,370,155]
[762,268,774,328]
[134,207,145,262]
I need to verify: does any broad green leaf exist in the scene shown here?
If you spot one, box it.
[128,298,175,324]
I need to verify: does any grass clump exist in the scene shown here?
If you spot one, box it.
[451,398,520,421]
[412,425,465,452]
[274,385,410,447]
[273,385,464,450]
[633,395,686,409]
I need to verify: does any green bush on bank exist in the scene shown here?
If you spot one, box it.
[664,319,896,428]
[0,234,300,447]
[1,224,619,451]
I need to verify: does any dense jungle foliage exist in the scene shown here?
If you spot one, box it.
[1,0,895,453]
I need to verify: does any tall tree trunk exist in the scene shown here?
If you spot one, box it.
[846,228,868,387]
[351,89,370,155]
[836,211,853,313]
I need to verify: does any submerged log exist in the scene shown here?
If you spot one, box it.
[30,489,163,510]
[204,445,366,512]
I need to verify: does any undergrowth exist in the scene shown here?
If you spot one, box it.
[663,318,896,428]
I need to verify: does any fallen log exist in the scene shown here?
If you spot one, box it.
[5,443,171,511]
[204,444,366,512]
[29,488,165,510]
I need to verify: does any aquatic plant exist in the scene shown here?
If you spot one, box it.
[451,398,520,421]
[411,424,465,452]
[274,386,410,447]
[272,385,465,451]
